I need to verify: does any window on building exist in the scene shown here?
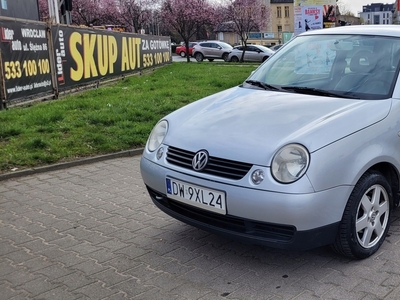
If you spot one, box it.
[285,6,289,18]
[277,7,282,18]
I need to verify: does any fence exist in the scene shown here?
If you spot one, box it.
[0,17,172,109]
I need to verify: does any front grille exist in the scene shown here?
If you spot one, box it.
[147,187,296,243]
[166,146,252,180]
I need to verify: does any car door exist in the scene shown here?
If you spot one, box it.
[209,42,221,58]
[245,46,259,62]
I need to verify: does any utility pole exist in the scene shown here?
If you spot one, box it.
[47,0,73,24]
[47,0,60,23]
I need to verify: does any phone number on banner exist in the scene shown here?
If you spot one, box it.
[4,59,51,79]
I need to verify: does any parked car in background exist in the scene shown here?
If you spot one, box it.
[175,42,198,57]
[227,45,275,62]
[269,44,283,51]
[141,25,400,259]
[192,41,233,62]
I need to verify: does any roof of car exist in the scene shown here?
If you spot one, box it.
[300,25,400,37]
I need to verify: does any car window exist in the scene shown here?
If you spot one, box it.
[200,43,211,48]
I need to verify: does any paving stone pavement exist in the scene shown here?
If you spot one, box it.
[2,155,400,300]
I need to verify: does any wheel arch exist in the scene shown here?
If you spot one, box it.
[367,162,400,208]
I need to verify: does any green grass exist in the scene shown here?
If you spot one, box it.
[0,62,258,173]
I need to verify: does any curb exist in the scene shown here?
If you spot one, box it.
[0,148,144,181]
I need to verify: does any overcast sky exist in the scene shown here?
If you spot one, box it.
[341,0,376,15]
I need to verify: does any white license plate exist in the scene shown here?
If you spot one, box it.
[166,178,226,215]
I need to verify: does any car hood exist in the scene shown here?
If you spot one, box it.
[163,86,391,165]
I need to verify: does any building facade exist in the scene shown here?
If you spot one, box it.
[359,3,395,24]
[269,0,294,45]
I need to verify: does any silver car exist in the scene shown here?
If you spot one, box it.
[141,25,400,259]
[192,41,233,62]
[228,45,275,62]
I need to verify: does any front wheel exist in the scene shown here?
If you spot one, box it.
[332,170,392,259]
[231,56,239,62]
[222,53,229,62]
[180,51,186,57]
[194,53,203,62]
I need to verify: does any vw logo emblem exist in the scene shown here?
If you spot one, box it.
[192,150,209,171]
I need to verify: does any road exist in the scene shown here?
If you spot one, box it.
[2,155,400,299]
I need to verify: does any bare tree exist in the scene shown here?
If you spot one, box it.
[118,0,155,33]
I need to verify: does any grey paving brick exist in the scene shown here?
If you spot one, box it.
[81,248,115,264]
[19,256,54,272]
[64,241,100,256]
[110,278,154,298]
[34,263,75,279]
[0,259,25,277]
[4,268,37,286]
[104,256,142,273]
[3,249,35,264]
[18,276,61,297]
[132,287,189,300]
[89,268,130,287]
[0,282,26,299]
[73,280,118,299]
[322,286,366,300]
[33,286,83,300]
[352,279,392,299]
[51,272,96,292]
[70,259,110,276]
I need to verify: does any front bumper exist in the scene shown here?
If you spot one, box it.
[140,156,353,250]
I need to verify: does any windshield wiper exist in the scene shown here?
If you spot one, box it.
[245,80,281,91]
[281,86,360,99]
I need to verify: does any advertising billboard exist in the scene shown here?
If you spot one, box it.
[52,25,172,90]
[294,0,336,36]
[0,0,40,21]
[0,18,52,100]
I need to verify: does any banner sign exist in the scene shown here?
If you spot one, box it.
[294,0,336,36]
[52,25,172,90]
[0,19,52,100]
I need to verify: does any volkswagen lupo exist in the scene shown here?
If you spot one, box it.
[141,26,400,259]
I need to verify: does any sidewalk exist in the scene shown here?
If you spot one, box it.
[2,154,400,299]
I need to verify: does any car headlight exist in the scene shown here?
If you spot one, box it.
[147,120,168,152]
[271,144,309,183]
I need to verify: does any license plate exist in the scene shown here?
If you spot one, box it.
[166,178,226,214]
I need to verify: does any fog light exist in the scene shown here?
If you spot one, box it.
[156,147,164,160]
[251,169,264,185]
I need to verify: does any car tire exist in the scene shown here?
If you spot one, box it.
[208,59,214,62]
[180,51,186,57]
[262,56,269,62]
[222,53,229,62]
[332,170,392,259]
[231,56,239,62]
[195,53,203,62]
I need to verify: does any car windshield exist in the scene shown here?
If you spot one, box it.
[220,42,233,49]
[246,34,400,100]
